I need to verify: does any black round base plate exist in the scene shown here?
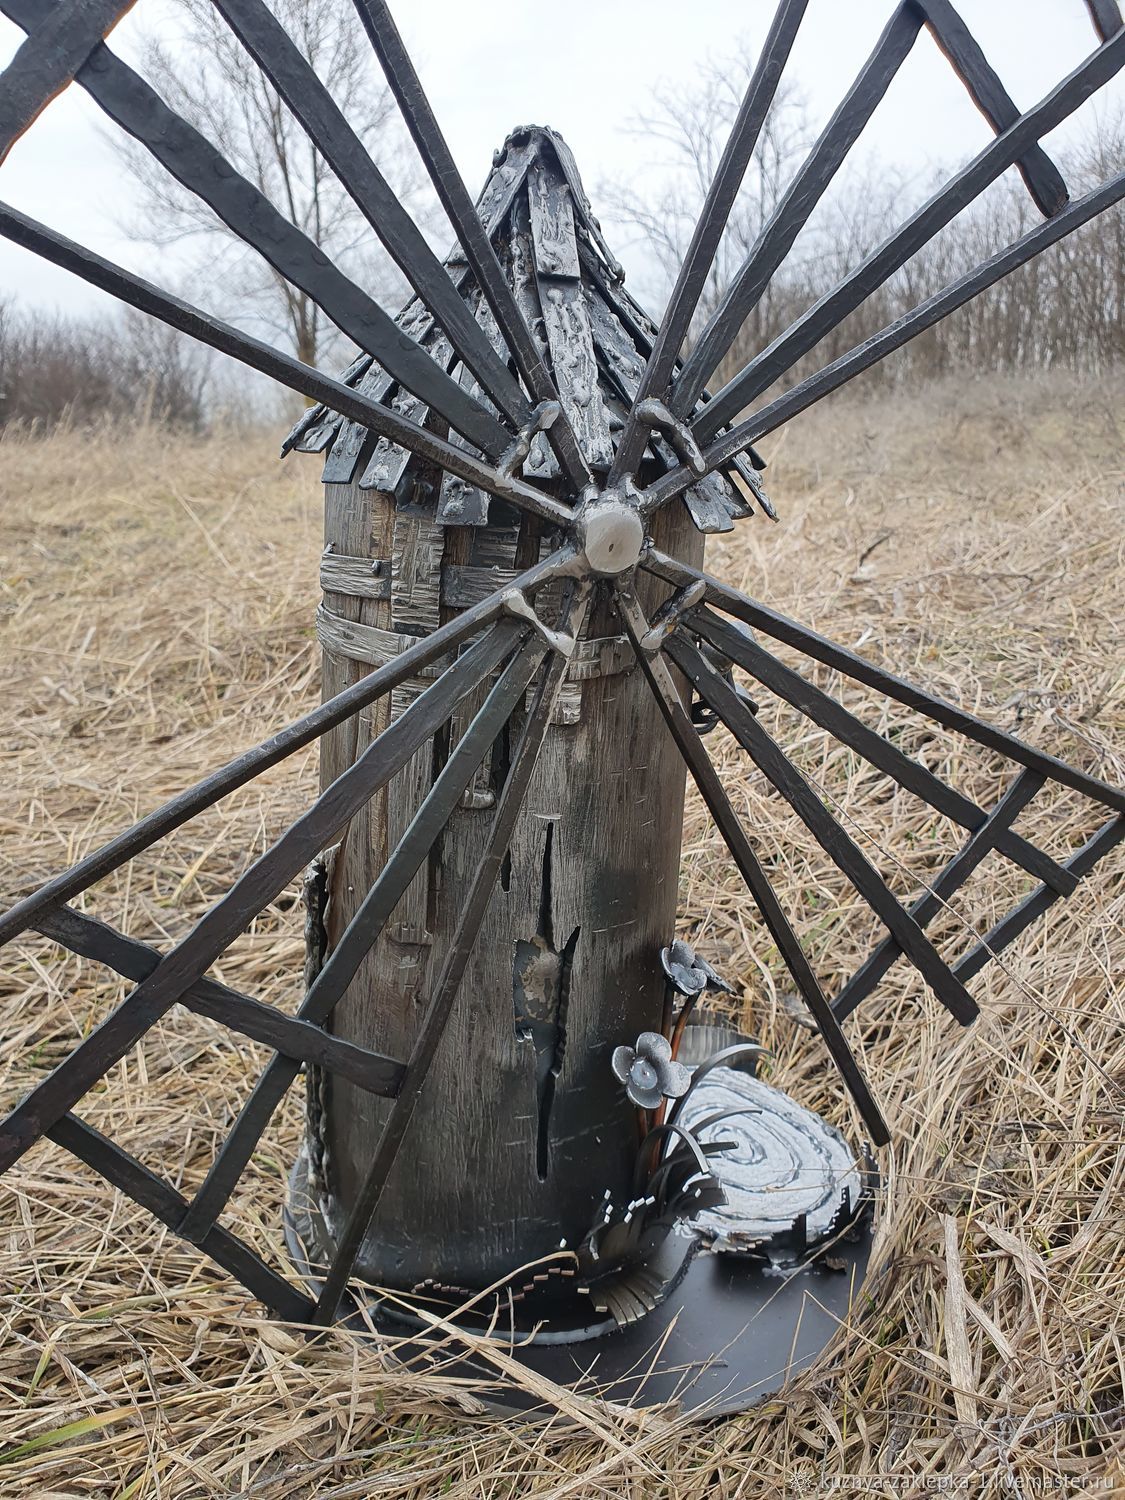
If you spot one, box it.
[283,1203,874,1417]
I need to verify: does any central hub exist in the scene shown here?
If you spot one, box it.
[576,501,645,576]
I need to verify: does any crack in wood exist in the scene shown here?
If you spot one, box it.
[512,822,580,1181]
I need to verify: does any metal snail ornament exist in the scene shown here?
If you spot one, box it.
[0,0,1123,1416]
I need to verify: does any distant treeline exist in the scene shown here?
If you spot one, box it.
[709,151,1124,401]
[611,84,1125,402]
[1,124,1121,437]
[0,301,215,434]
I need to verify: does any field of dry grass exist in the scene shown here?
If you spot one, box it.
[0,370,1122,1497]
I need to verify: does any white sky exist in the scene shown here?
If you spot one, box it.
[0,0,1119,325]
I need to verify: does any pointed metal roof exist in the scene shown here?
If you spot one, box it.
[284,125,772,534]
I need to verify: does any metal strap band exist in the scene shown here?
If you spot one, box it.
[315,602,632,683]
[320,552,535,612]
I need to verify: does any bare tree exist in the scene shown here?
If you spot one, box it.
[0,301,214,433]
[607,49,1123,397]
[602,49,814,333]
[110,0,430,369]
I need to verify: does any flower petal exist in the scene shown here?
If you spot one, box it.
[662,1060,693,1098]
[610,1045,636,1084]
[625,1078,664,1111]
[636,1031,672,1064]
[698,956,734,993]
[678,967,708,996]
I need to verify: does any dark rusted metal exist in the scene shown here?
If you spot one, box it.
[0,0,511,457]
[349,0,592,494]
[0,0,1122,1370]
[615,584,891,1147]
[673,2,925,418]
[607,0,809,484]
[0,552,567,950]
[649,169,1125,513]
[1085,0,1124,41]
[952,817,1125,983]
[691,28,1125,442]
[665,629,979,1025]
[209,0,532,431]
[0,203,573,528]
[642,550,1125,817]
[0,0,135,165]
[177,634,550,1246]
[832,770,1047,1023]
[687,608,1075,892]
[912,0,1068,217]
[36,905,405,1096]
[0,622,522,1177]
[311,586,590,1324]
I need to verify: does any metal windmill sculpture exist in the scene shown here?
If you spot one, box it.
[1,0,1123,1413]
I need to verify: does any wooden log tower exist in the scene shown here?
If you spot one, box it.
[294,130,718,1293]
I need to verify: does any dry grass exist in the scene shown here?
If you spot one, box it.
[0,370,1122,1497]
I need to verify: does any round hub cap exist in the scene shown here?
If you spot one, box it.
[578,502,644,575]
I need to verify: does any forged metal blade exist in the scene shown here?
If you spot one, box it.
[0,622,523,1176]
[691,27,1125,443]
[661,168,1124,503]
[614,585,890,1147]
[209,0,532,430]
[49,1115,315,1321]
[672,2,925,417]
[914,0,1067,217]
[665,629,979,1024]
[0,0,510,458]
[639,553,1123,1026]
[0,549,570,949]
[608,0,809,483]
[642,550,1124,816]
[177,633,548,1245]
[0,0,135,164]
[35,904,405,1096]
[349,0,592,492]
[0,200,573,530]
[311,585,592,1322]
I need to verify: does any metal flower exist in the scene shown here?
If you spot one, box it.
[611,1031,691,1110]
[660,939,734,998]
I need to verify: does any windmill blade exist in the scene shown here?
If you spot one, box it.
[607,0,809,484]
[35,904,406,1096]
[637,553,1123,1028]
[0,620,524,1178]
[0,202,572,529]
[614,585,889,1147]
[349,0,593,492]
[646,166,1125,514]
[1085,0,1123,41]
[688,606,1075,894]
[0,547,570,949]
[952,817,1124,984]
[0,0,135,164]
[208,0,532,430]
[640,550,1124,818]
[312,585,592,1323]
[913,0,1067,217]
[831,769,1047,1023]
[0,0,509,456]
[672,2,925,418]
[691,26,1125,443]
[49,1115,315,1321]
[664,629,978,1024]
[177,632,550,1246]
[671,0,1085,417]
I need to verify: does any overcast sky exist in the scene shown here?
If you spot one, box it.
[0,0,1119,327]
